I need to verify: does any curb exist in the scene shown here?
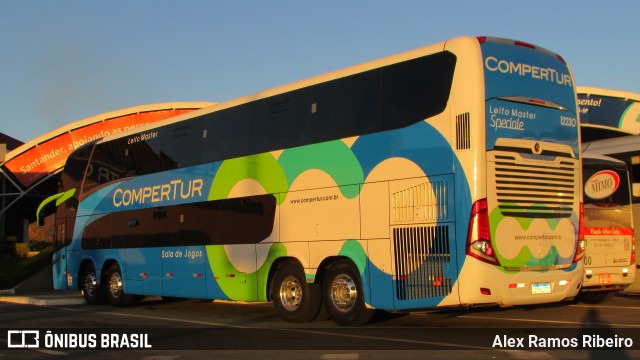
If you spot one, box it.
[0,292,85,306]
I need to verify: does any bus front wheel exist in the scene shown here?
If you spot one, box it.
[272,260,322,322]
[323,259,374,326]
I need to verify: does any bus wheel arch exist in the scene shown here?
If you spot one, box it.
[79,260,106,305]
[266,256,307,301]
[314,256,346,290]
[270,258,322,322]
[266,257,289,302]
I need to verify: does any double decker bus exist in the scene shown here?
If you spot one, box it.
[579,87,640,293]
[578,86,640,143]
[38,36,583,325]
[580,153,635,302]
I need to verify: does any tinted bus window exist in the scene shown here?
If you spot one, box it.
[309,71,380,142]
[583,162,632,228]
[381,52,456,131]
[252,89,309,152]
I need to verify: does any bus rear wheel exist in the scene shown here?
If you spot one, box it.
[323,259,374,326]
[272,260,322,322]
[80,264,106,305]
[103,263,140,306]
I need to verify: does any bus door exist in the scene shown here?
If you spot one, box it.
[52,217,69,290]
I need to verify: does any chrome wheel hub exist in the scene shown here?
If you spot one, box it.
[83,272,97,297]
[330,274,357,312]
[278,275,302,312]
[108,271,123,298]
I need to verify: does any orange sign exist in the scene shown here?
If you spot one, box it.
[4,108,196,188]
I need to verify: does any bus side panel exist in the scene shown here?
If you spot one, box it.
[360,181,390,240]
[352,121,468,310]
[360,181,393,309]
[124,248,163,296]
[365,239,394,309]
[278,139,363,245]
[162,245,207,298]
[205,244,262,302]
[280,185,360,244]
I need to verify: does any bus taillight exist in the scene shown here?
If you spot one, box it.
[466,199,500,266]
[632,235,636,264]
[574,203,586,263]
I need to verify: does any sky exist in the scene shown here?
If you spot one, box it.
[1,1,639,143]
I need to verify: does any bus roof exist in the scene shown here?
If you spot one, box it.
[582,152,627,171]
[92,38,453,146]
[578,86,640,102]
[577,87,640,141]
[92,36,569,147]
[582,134,640,155]
[582,151,627,168]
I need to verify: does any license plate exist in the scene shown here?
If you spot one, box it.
[599,275,613,284]
[531,283,551,294]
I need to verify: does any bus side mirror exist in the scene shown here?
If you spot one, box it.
[36,188,77,226]
[633,183,640,198]
[37,193,63,227]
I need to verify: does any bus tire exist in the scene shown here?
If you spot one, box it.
[323,259,374,326]
[103,263,140,306]
[272,260,322,322]
[80,264,106,305]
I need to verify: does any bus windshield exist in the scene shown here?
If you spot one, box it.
[583,157,633,229]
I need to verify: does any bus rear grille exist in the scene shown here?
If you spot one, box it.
[393,225,452,300]
[491,155,577,218]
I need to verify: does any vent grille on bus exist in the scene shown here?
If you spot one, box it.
[492,155,577,218]
[392,180,447,223]
[393,225,452,300]
[456,112,471,150]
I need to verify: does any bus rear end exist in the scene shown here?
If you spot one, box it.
[580,153,635,302]
[459,37,583,306]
